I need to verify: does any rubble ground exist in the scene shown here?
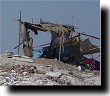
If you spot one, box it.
[0,55,101,85]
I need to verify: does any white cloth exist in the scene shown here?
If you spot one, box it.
[20,23,27,43]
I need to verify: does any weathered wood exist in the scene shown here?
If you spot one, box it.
[59,15,63,61]
[18,11,21,55]
[78,32,100,40]
[32,43,50,48]
[14,42,23,49]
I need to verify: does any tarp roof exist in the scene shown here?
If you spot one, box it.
[80,38,100,55]
[23,21,75,35]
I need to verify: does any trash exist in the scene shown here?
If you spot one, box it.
[5,77,11,83]
[13,55,22,58]
[85,64,91,69]
[0,55,101,85]
[22,55,30,59]
[77,66,81,71]
[4,50,14,58]
[12,57,34,63]
[33,49,43,58]
[83,58,100,70]
[23,72,27,76]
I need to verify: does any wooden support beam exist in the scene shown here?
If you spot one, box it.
[78,32,100,40]
[59,15,63,61]
[31,18,33,38]
[18,11,21,55]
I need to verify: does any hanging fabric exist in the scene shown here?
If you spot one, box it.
[20,22,27,43]
[23,43,33,57]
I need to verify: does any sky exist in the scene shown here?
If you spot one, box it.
[0,0,100,60]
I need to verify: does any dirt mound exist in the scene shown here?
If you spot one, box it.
[0,55,101,85]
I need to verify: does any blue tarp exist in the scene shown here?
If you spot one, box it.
[33,49,43,58]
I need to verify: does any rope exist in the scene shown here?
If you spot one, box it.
[94,55,100,60]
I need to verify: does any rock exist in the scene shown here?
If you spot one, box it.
[59,75,79,85]
[0,55,101,85]
[81,74,92,78]
[85,69,92,73]
[10,72,16,77]
[46,65,51,67]
[30,65,36,70]
[45,71,61,78]
[0,76,4,80]
[60,70,70,76]
[71,70,82,79]
[37,70,46,74]
[0,79,6,85]
[0,70,3,72]
[93,76,101,85]
[4,50,14,58]
[11,70,16,73]
[93,70,100,76]
[23,72,27,76]
[5,77,11,82]
[0,72,10,77]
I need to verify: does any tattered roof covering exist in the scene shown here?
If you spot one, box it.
[81,47,100,55]
[17,19,100,55]
[80,38,100,55]
[52,35,100,55]
[23,21,75,35]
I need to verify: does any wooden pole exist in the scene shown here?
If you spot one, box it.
[59,15,63,61]
[78,33,81,65]
[70,16,73,61]
[78,32,100,40]
[18,11,21,55]
[31,18,33,38]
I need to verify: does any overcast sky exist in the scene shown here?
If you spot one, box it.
[0,0,100,60]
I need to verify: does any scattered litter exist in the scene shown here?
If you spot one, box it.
[11,57,34,63]
[4,50,14,58]
[77,66,81,71]
[0,55,101,85]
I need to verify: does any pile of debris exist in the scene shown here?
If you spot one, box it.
[0,51,101,85]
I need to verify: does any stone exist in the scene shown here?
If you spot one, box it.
[5,77,11,82]
[93,70,100,76]
[23,72,27,76]
[4,50,14,58]
[45,71,61,78]
[0,72,10,77]
[0,76,4,80]
[0,79,6,85]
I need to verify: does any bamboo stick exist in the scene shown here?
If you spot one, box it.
[70,16,73,61]
[77,32,100,40]
[59,15,63,61]
[18,11,21,55]
[31,18,33,38]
